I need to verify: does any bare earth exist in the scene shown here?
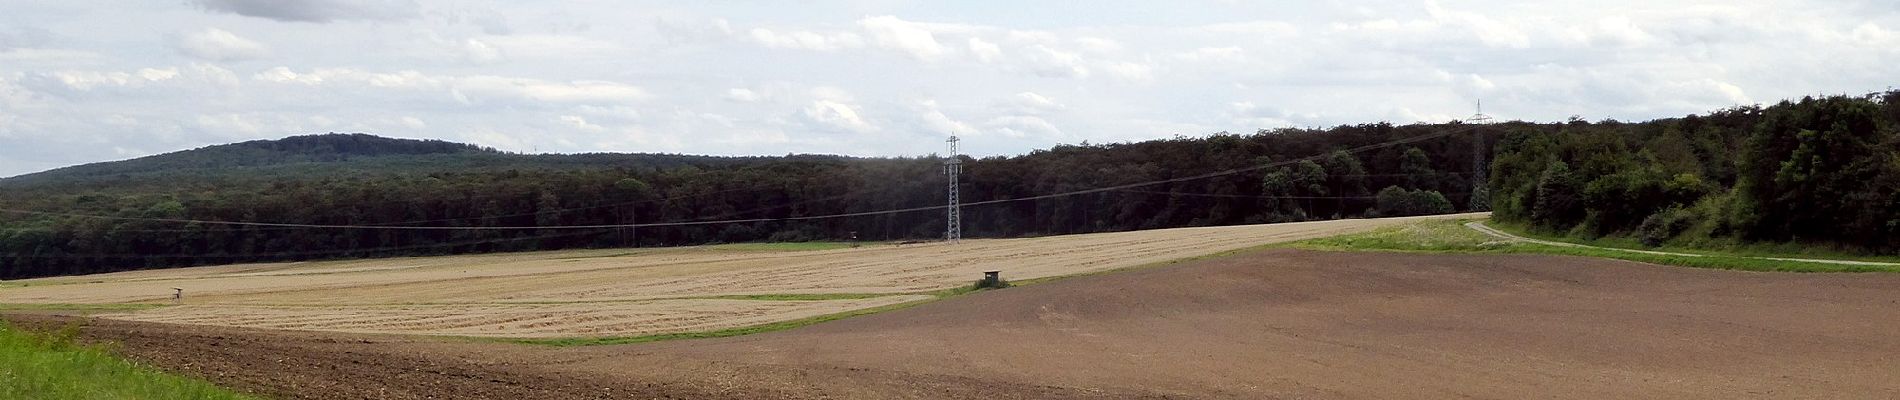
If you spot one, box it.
[1,214,1473,337]
[13,249,1900,399]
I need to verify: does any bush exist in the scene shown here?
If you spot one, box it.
[1638,207,1697,247]
[1375,186,1454,217]
[1531,161,1585,228]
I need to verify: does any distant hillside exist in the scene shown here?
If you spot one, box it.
[1,134,487,184]
[0,133,785,191]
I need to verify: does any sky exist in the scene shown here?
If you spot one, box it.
[1,0,1896,178]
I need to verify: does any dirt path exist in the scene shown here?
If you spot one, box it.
[1467,220,1900,267]
[13,249,1900,399]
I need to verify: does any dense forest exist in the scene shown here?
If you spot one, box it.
[3,91,1896,278]
[1489,92,1900,251]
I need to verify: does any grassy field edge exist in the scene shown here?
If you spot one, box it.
[1283,218,1900,273]
[1481,220,1900,263]
[0,320,257,400]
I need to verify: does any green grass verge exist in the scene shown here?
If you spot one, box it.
[1484,220,1900,263]
[0,321,257,400]
[1285,219,1900,273]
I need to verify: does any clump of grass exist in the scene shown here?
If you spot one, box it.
[970,276,1011,290]
[0,320,256,400]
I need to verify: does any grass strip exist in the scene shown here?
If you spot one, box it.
[0,320,257,400]
[1284,219,1900,273]
[1483,220,1900,264]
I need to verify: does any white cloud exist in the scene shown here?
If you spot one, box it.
[725,88,762,102]
[1074,37,1122,53]
[0,48,107,65]
[455,77,647,104]
[655,17,734,44]
[194,113,267,136]
[573,105,643,121]
[251,67,646,104]
[748,28,864,51]
[26,64,238,95]
[193,0,420,23]
[858,15,950,61]
[1009,92,1065,114]
[171,28,268,62]
[460,39,504,64]
[804,100,874,133]
[1196,21,1299,37]
[968,37,1002,63]
[558,115,605,132]
[479,35,622,61]
[914,99,976,135]
[1021,45,1089,78]
[1173,47,1245,63]
[1102,61,1154,82]
[984,115,1061,139]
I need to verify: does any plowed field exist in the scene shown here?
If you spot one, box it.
[15,248,1898,399]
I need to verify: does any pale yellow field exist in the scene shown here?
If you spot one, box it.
[0,214,1479,338]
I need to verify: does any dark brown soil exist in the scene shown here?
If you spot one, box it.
[12,249,1900,399]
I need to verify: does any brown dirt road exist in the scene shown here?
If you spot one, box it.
[13,249,1900,399]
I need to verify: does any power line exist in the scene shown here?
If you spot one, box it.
[0,125,1479,233]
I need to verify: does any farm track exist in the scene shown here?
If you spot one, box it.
[12,248,1900,399]
[3,214,1476,337]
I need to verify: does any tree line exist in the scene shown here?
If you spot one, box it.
[1,126,1487,278]
[1489,92,1900,250]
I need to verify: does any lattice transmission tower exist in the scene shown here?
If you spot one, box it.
[1466,99,1494,210]
[944,135,962,243]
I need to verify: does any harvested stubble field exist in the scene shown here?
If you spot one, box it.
[0,214,1478,338]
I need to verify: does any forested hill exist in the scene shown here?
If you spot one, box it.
[0,133,779,190]
[3,91,1897,278]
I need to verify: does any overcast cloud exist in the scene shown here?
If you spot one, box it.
[0,0,1895,177]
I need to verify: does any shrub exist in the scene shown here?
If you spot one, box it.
[1375,186,1455,217]
[1638,207,1697,247]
